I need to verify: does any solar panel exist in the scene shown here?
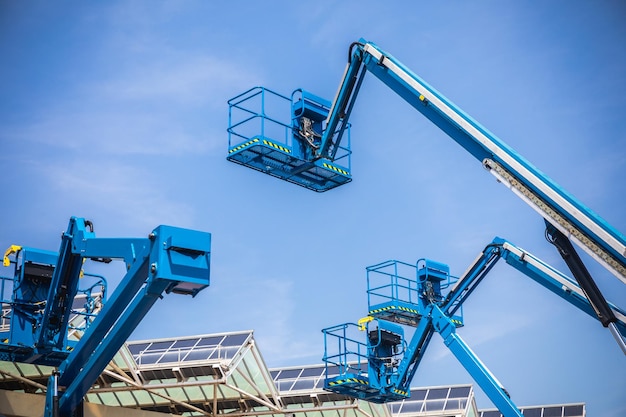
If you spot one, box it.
[563,405,584,416]
[426,387,448,399]
[127,331,252,366]
[391,385,473,415]
[480,404,586,417]
[449,386,471,397]
[270,365,329,394]
[223,333,249,346]
[522,409,541,417]
[407,388,427,400]
[543,407,563,417]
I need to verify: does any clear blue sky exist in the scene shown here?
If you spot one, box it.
[1,1,625,415]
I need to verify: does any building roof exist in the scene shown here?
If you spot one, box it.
[0,330,585,417]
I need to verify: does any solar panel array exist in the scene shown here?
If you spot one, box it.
[271,365,475,415]
[0,329,587,417]
[126,331,252,366]
[479,404,585,417]
[389,385,473,415]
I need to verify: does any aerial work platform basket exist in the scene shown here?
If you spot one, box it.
[366,259,464,328]
[322,320,409,403]
[227,87,352,192]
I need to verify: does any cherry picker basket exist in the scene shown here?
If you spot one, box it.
[227,87,352,192]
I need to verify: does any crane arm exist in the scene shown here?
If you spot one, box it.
[317,39,626,284]
[389,237,624,413]
[1,217,213,417]
[49,224,212,416]
[439,237,626,353]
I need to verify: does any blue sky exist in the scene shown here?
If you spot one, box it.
[1,1,625,415]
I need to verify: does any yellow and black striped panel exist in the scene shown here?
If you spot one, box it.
[451,317,464,327]
[262,139,291,153]
[228,138,260,153]
[322,162,349,176]
[369,305,419,316]
[393,388,408,397]
[229,138,292,154]
[328,377,369,387]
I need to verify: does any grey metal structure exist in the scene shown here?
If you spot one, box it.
[0,330,584,417]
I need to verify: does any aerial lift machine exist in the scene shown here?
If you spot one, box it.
[1,217,212,416]
[227,39,626,417]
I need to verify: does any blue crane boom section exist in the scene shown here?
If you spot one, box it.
[321,39,625,284]
[1,217,212,417]
[226,39,625,284]
[225,38,626,417]
[321,237,626,417]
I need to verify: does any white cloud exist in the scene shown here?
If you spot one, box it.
[92,54,255,108]
[40,158,197,232]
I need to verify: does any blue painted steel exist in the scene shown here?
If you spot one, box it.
[44,371,59,417]
[322,319,409,403]
[53,222,211,416]
[227,86,352,192]
[230,40,625,281]
[37,218,95,352]
[0,217,211,417]
[496,239,626,339]
[430,305,523,417]
[327,39,625,280]
[324,237,626,412]
[324,257,466,402]
[5,248,57,350]
[366,258,463,327]
[0,245,106,365]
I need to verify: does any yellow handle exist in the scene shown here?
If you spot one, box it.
[357,316,374,331]
[3,245,22,267]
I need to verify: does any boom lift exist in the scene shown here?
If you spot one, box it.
[1,216,212,417]
[321,238,626,417]
[226,38,626,353]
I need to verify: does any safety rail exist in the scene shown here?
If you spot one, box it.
[67,273,107,335]
[0,276,11,333]
[367,258,463,327]
[228,87,294,150]
[367,260,421,309]
[322,320,409,402]
[322,322,369,380]
[0,275,12,304]
[227,87,352,192]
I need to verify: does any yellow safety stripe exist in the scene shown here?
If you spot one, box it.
[322,163,349,176]
[329,377,369,386]
[228,138,260,153]
[262,139,291,153]
[368,305,419,315]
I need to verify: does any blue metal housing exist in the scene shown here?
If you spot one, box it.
[227,87,352,192]
[322,238,626,417]
[1,217,212,417]
[322,319,408,403]
[323,258,462,403]
[226,39,626,285]
[227,38,626,417]
[0,246,106,365]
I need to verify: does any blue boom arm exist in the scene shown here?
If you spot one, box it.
[51,220,211,417]
[323,237,625,417]
[319,39,625,285]
[1,216,212,417]
[228,38,625,352]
